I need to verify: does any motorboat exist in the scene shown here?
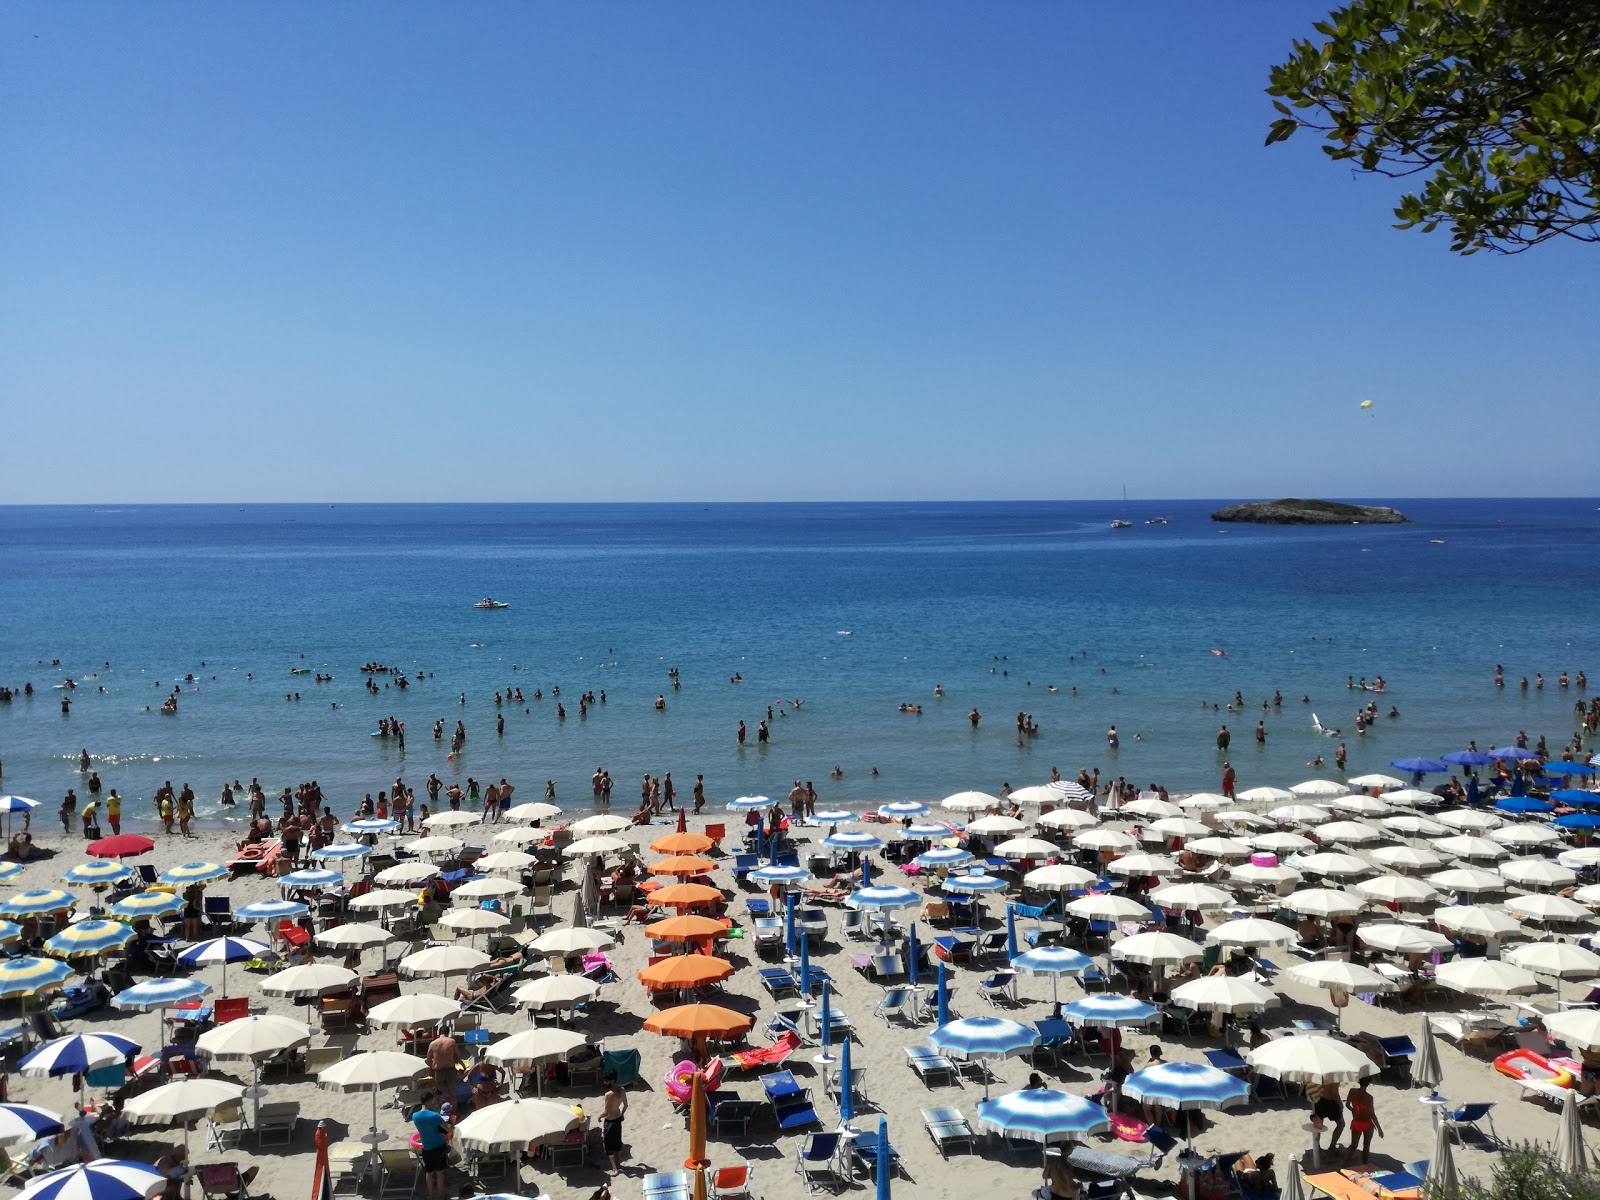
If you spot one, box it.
[1110,520,1132,529]
[473,598,509,609]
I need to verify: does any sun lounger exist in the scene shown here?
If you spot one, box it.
[762,1070,819,1130]
[932,936,971,965]
[921,1106,976,1157]
[1516,1079,1596,1110]
[758,967,798,999]
[851,1124,905,1183]
[729,1029,801,1071]
[801,888,848,906]
[905,1044,957,1087]
[1442,1102,1500,1147]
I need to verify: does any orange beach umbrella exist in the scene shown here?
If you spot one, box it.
[645,915,729,942]
[650,832,715,856]
[649,856,717,877]
[642,1003,754,1041]
[647,883,724,910]
[638,955,735,992]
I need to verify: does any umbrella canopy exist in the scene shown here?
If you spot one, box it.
[178,937,269,968]
[454,1097,582,1151]
[1367,845,1446,873]
[975,1089,1109,1144]
[1504,893,1592,922]
[1281,888,1363,917]
[1432,905,1522,937]
[452,877,520,899]
[405,835,466,858]
[1110,932,1204,967]
[1184,836,1255,859]
[1500,858,1577,888]
[967,815,1026,836]
[1251,832,1316,854]
[124,1078,246,1125]
[901,823,952,840]
[993,838,1059,860]
[1011,947,1094,977]
[567,837,634,860]
[941,872,1008,894]
[1548,1009,1600,1050]
[112,978,210,1012]
[278,868,346,891]
[1285,961,1396,994]
[0,865,21,884]
[260,963,360,998]
[1123,799,1181,820]
[915,847,974,868]
[504,801,562,823]
[1074,829,1139,851]
[943,791,1002,813]
[846,886,923,910]
[1296,852,1375,878]
[1506,941,1600,980]
[1316,821,1388,846]
[1381,815,1450,837]
[1,890,78,916]
[748,865,811,887]
[0,957,75,998]
[1413,1015,1443,1090]
[1036,809,1099,831]
[642,1004,753,1040]
[1493,825,1562,848]
[1150,817,1211,840]
[1236,787,1295,805]
[1434,958,1542,995]
[315,923,397,950]
[1290,780,1350,798]
[1024,864,1099,890]
[85,834,155,858]
[195,1014,313,1060]
[1429,866,1507,892]
[15,1160,166,1200]
[1269,805,1334,825]
[821,831,884,851]
[645,915,727,943]
[928,1016,1039,1062]
[483,1027,589,1066]
[725,796,771,811]
[1148,883,1232,910]
[319,1050,430,1089]
[366,993,463,1028]
[1207,918,1297,948]
[1123,1062,1249,1110]
[233,900,310,923]
[20,1034,138,1077]
[1391,758,1449,775]
[530,927,614,955]
[1179,792,1236,812]
[440,908,510,934]
[637,955,734,992]
[490,828,546,847]
[44,921,134,959]
[1357,924,1452,954]
[157,862,227,886]
[0,1103,65,1148]
[649,855,717,877]
[1354,877,1440,905]
[472,851,537,875]
[1246,1035,1378,1083]
[1347,773,1405,791]
[1437,810,1503,832]
[420,812,481,830]
[573,815,632,835]
[0,920,22,943]
[1220,809,1277,828]
[1064,895,1152,923]
[312,844,372,863]
[1230,862,1304,887]
[347,889,421,913]
[61,861,134,886]
[1104,853,1178,876]
[640,882,722,911]
[514,975,603,1009]
[344,818,400,834]
[109,891,184,918]
[650,832,715,856]
[1062,995,1159,1027]
[880,800,933,817]
[399,945,491,977]
[1170,975,1277,1014]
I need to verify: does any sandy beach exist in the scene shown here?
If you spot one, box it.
[2,792,1595,1200]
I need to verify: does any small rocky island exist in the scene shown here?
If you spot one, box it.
[1211,498,1409,525]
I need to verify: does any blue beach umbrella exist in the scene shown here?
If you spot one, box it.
[1011,946,1094,1014]
[1546,762,1598,777]
[0,862,23,884]
[751,821,765,864]
[936,960,951,1028]
[785,892,798,958]
[1123,1062,1249,1150]
[942,871,1007,894]
[1555,813,1600,830]
[278,868,344,890]
[839,1032,855,1125]
[1063,994,1159,1026]
[0,890,77,916]
[819,979,834,1059]
[813,810,853,824]
[927,1016,1039,1098]
[861,858,872,888]
[112,977,212,1047]
[976,1088,1109,1148]
[1554,790,1600,806]
[1442,751,1498,767]
[881,801,931,818]
[1466,775,1481,804]
[178,936,273,997]
[846,886,922,911]
[110,890,183,918]
[749,865,810,888]
[158,862,227,886]
[45,920,134,959]
[20,1032,138,1077]
[14,1159,167,1200]
[0,1102,65,1147]
[1392,758,1449,775]
[823,831,883,851]
[62,861,134,886]
[907,923,920,988]
[876,1117,891,1200]
[0,957,74,998]
[1006,905,1018,959]
[903,823,949,840]
[1510,772,1528,797]
[0,921,21,944]
[915,847,973,868]
[1492,747,1541,761]
[235,899,311,922]
[312,843,372,863]
[726,796,770,811]
[1496,796,1553,814]
[798,930,812,994]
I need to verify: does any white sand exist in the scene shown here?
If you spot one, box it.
[0,815,1583,1200]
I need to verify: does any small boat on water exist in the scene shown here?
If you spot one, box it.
[1145,517,1169,525]
[473,598,509,609]
[1110,519,1132,529]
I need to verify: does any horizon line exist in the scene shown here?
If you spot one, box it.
[1,495,1597,509]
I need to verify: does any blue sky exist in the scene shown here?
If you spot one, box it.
[3,3,1595,503]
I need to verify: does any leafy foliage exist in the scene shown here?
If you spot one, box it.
[1448,1145,1600,1200]
[1266,0,1600,254]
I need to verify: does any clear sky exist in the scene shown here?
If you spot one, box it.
[3,3,1595,504]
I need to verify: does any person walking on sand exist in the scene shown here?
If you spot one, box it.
[1309,1080,1345,1152]
[1345,1078,1382,1158]
[601,1077,628,1176]
[411,1095,451,1200]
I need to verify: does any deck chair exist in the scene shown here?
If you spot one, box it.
[642,1172,692,1200]
[905,1044,958,1087]
[255,1100,299,1146]
[759,967,798,999]
[214,996,250,1024]
[764,1070,820,1130]
[921,1106,976,1157]
[206,1101,247,1151]
[978,971,1019,1007]
[204,895,237,930]
[198,1163,251,1200]
[840,910,867,940]
[732,854,758,881]
[751,918,784,956]
[767,1012,814,1046]
[851,1124,906,1183]
[1442,1102,1500,1147]
[876,987,914,1026]
[138,864,160,886]
[867,954,904,981]
[976,931,1009,961]
[377,1150,419,1200]
[794,1132,843,1194]
[745,898,771,918]
[602,1048,642,1086]
[730,1029,801,1071]
[932,936,971,965]
[303,1044,344,1076]
[827,1066,869,1113]
[711,1163,753,1200]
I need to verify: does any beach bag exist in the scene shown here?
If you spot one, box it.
[84,824,101,841]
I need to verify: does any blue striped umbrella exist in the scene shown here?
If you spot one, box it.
[785,892,798,958]
[0,957,74,998]
[915,847,973,868]
[20,1033,138,1077]
[0,862,23,883]
[178,936,273,997]
[936,959,951,1027]
[113,978,211,1012]
[1006,905,1019,958]
[976,1088,1109,1149]
[13,1159,167,1200]
[109,890,183,918]
[0,920,20,943]
[312,843,372,864]
[62,861,134,886]
[846,886,922,911]
[928,1017,1039,1098]
[235,899,310,922]
[0,890,77,916]
[813,810,854,824]
[45,920,135,959]
[0,1102,65,1147]
[862,858,872,888]
[344,818,400,833]
[1063,994,1159,1027]
[749,865,811,887]
[823,831,883,850]
[0,795,39,813]
[907,923,920,988]
[158,862,227,886]
[942,872,1008,894]
[880,802,931,818]
[1123,1062,1250,1110]
[903,823,950,840]
[278,869,344,890]
[1011,946,1094,1012]
[726,796,770,811]
[819,978,834,1059]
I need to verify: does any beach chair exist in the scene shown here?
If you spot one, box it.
[710,1163,753,1200]
[709,1096,761,1138]
[204,895,237,931]
[214,996,250,1024]
[138,864,160,886]
[759,967,798,999]
[976,931,1009,961]
[751,918,784,957]
[642,1172,692,1200]
[206,1102,248,1151]
[767,1011,814,1046]
[865,954,903,981]
[732,854,758,882]
[198,1163,252,1200]
[794,1132,843,1194]
[905,1044,958,1088]
[828,1065,869,1113]
[978,971,1019,1008]
[839,910,867,940]
[1372,1034,1417,1084]
[303,1045,343,1077]
[255,1101,299,1147]
[377,1150,419,1200]
[932,936,971,965]
[1442,1102,1500,1147]
[876,987,915,1027]
[851,1123,906,1183]
[921,1106,976,1157]
[763,1070,820,1130]
[744,898,771,919]
[913,988,949,1025]
[805,1005,854,1044]
[730,1029,801,1072]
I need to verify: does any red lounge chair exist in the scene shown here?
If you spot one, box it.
[730,1029,801,1071]
[214,997,250,1024]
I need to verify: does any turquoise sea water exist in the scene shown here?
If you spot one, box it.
[1,500,1596,828]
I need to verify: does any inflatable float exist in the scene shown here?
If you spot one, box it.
[663,1056,723,1103]
[1493,1048,1575,1088]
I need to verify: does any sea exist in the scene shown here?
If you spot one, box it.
[1,500,1596,831]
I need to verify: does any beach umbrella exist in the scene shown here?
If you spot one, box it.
[649,855,717,877]
[1501,858,1577,889]
[1105,853,1178,876]
[439,907,510,940]
[1251,831,1316,854]
[279,868,345,890]
[1577,884,1600,905]
[158,862,227,886]
[109,890,184,919]
[572,814,631,835]
[1285,960,1395,1004]
[1357,924,1452,954]
[1290,780,1349,799]
[1282,888,1362,917]
[453,876,520,900]
[1438,833,1511,862]
[1495,825,1562,848]
[472,851,538,875]
[515,973,605,1012]
[1557,791,1600,807]
[0,957,75,998]
[348,888,422,914]
[484,1026,588,1072]
[1556,813,1600,831]
[1075,829,1139,852]
[260,963,359,998]
[784,891,798,958]
[936,959,951,1027]
[846,886,922,911]
[0,864,21,884]
[45,920,135,960]
[1207,918,1297,948]
[1247,1035,1377,1084]
[1179,792,1234,812]
[1037,809,1099,831]
[942,872,1008,894]
[1,890,78,916]
[1381,815,1450,838]
[1269,805,1334,826]
[1061,996,1158,1061]
[1024,864,1098,890]
[650,832,715,856]
[14,1160,166,1200]
[234,899,310,923]
[565,833,631,860]
[1006,905,1018,958]
[725,796,770,812]
[529,927,613,956]
[1435,958,1542,996]
[0,1103,65,1148]
[641,1004,754,1061]
[1506,940,1600,983]
[1426,1112,1460,1194]
[61,861,133,887]
[504,801,562,823]
[837,1034,855,1126]
[967,815,1026,836]
[1317,821,1388,846]
[1430,866,1507,894]
[1549,1009,1600,1052]
[1554,1087,1592,1173]
[1065,894,1153,923]
[1367,845,1446,873]
[1110,932,1204,967]
[880,801,932,818]
[1497,796,1554,815]
[1437,810,1503,832]
[319,1050,430,1144]
[85,834,155,859]
[316,922,398,952]
[1410,1014,1443,1092]
[1148,883,1232,910]
[421,811,480,830]
[1122,1063,1248,1151]
[20,1033,137,1078]
[1230,862,1304,888]
[1548,762,1599,778]
[1392,758,1449,776]
[177,936,270,996]
[1354,876,1440,905]
[405,835,466,859]
[1170,975,1277,1015]
[490,827,546,848]
[907,922,921,988]
[0,920,23,943]
[1296,852,1375,878]
[646,915,726,945]
[914,847,974,868]
[1347,773,1405,792]
[1011,946,1093,1010]
[1236,786,1295,805]
[344,818,400,834]
[1505,893,1592,922]
[311,843,372,864]
[1442,751,1498,767]
[1184,836,1254,859]
[902,822,954,840]
[749,864,810,888]
[928,1016,1038,1098]
[400,945,490,978]
[1490,747,1541,762]
[455,1097,581,1152]
[943,791,1001,813]
[637,956,734,995]
[976,1088,1109,1150]
[1432,905,1521,937]
[112,978,211,1049]
[1150,817,1211,841]
[124,1078,247,1168]
[994,837,1058,860]
[822,831,883,852]
[366,993,462,1028]
[195,1013,312,1061]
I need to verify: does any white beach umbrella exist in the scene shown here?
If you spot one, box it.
[1105,853,1178,876]
[1492,825,1562,848]
[1148,883,1233,910]
[564,836,629,857]
[1429,867,1506,893]
[572,815,631,834]
[967,815,1027,836]
[405,835,467,858]
[1282,888,1362,917]
[1561,848,1600,869]
[1170,975,1278,1014]
[375,862,440,886]
[1546,1009,1600,1051]
[422,811,480,830]
[1290,780,1350,799]
[316,922,397,950]
[1023,864,1099,890]
[1229,862,1303,887]
[943,791,1002,813]
[994,838,1059,860]
[1064,895,1154,923]
[474,851,538,874]
[319,1051,431,1144]
[1506,941,1600,980]
[1124,799,1181,820]
[1295,852,1375,878]
[1185,836,1254,859]
[1269,805,1334,825]
[260,963,359,998]
[349,889,422,912]
[441,907,510,933]
[1432,905,1522,937]
[1381,815,1450,838]
[454,1097,581,1151]
[1207,918,1297,948]
[400,945,491,977]
[1505,893,1593,922]
[1178,793,1234,812]
[1556,1088,1590,1174]
[1500,858,1577,888]
[531,928,614,955]
[1075,829,1138,852]
[1437,810,1503,832]
[1355,876,1440,905]
[1316,821,1387,846]
[1435,958,1542,995]
[195,1014,313,1061]
[1251,832,1315,854]
[1150,817,1211,840]
[1246,1035,1377,1083]
[1236,787,1294,806]
[513,975,600,1010]
[504,802,562,823]
[454,876,521,899]
[1383,788,1440,806]
[1368,845,1446,873]
[1215,809,1275,829]
[1110,932,1204,967]
[1285,961,1395,994]
[1009,785,1072,807]
[1328,795,1393,816]
[125,1077,246,1125]
[484,1027,589,1066]
[1037,809,1099,831]
[366,993,463,1028]
[1347,774,1405,791]
[492,827,547,847]
[1574,884,1600,906]
[1357,923,1453,954]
